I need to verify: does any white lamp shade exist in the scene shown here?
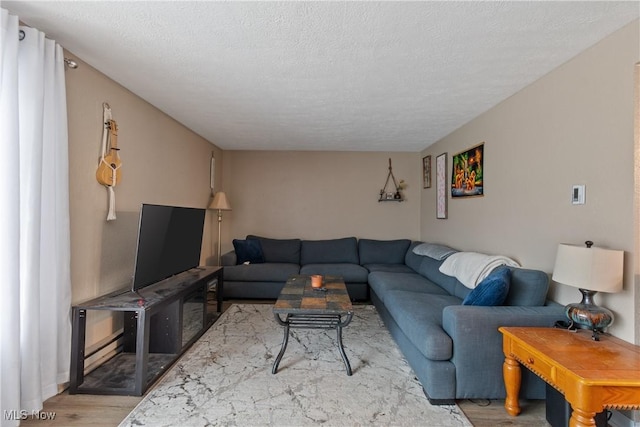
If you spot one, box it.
[552,243,623,293]
[208,191,232,211]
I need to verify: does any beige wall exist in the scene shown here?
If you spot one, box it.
[65,53,222,346]
[63,19,639,346]
[420,20,639,342]
[222,151,421,250]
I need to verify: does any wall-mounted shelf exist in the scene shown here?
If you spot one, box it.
[379,158,404,202]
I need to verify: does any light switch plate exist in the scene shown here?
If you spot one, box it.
[572,185,585,205]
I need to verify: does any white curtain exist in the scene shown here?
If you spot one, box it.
[0,9,72,426]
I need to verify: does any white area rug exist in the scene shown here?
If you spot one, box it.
[120,304,472,426]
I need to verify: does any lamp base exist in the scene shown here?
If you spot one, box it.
[565,288,614,341]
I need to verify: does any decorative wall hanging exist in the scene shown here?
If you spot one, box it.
[96,103,121,221]
[451,143,484,198]
[210,153,215,194]
[379,158,405,202]
[422,155,431,189]
[436,153,447,219]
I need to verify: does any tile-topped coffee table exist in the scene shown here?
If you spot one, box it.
[272,275,354,375]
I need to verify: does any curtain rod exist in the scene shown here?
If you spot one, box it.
[18,29,78,69]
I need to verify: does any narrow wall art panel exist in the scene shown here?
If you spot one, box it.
[422,155,431,189]
[436,153,447,219]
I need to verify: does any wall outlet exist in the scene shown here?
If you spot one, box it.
[572,185,585,205]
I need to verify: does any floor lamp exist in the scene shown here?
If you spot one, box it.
[208,191,232,266]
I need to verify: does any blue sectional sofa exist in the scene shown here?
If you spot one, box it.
[221,236,566,403]
[222,235,372,300]
[370,241,565,403]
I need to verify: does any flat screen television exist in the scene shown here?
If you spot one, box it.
[131,204,206,292]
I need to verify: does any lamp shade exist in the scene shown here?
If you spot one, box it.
[552,243,623,293]
[208,191,232,211]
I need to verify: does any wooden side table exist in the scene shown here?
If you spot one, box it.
[499,327,640,427]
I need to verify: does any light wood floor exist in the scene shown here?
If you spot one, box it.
[459,399,548,426]
[21,392,548,426]
[24,300,549,426]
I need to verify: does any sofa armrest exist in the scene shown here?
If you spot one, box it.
[221,250,237,266]
[442,304,566,357]
[442,303,566,338]
[441,303,566,398]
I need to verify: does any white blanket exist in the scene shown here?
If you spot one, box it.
[438,252,520,288]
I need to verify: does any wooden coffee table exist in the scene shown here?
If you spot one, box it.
[500,327,640,427]
[272,275,354,375]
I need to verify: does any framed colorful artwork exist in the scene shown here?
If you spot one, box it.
[436,153,447,219]
[422,155,431,188]
[451,143,484,198]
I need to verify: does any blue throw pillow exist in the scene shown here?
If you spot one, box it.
[233,239,265,265]
[462,267,511,306]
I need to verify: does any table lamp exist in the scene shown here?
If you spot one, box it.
[208,191,232,266]
[552,240,623,340]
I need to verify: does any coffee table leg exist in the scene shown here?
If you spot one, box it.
[336,323,352,376]
[272,316,290,374]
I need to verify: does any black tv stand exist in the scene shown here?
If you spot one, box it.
[69,266,223,396]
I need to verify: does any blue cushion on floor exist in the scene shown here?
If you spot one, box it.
[462,267,511,306]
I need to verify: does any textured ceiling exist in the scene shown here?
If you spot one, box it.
[4,1,639,152]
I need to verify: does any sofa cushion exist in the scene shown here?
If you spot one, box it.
[223,281,287,299]
[246,235,301,264]
[368,271,450,304]
[300,237,359,265]
[300,264,368,283]
[404,241,424,273]
[364,264,415,274]
[221,250,237,266]
[462,267,511,306]
[232,239,265,264]
[223,263,300,282]
[358,239,411,265]
[504,267,549,306]
[385,290,462,361]
[412,242,458,260]
[418,256,461,296]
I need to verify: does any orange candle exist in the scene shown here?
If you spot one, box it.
[311,275,323,288]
